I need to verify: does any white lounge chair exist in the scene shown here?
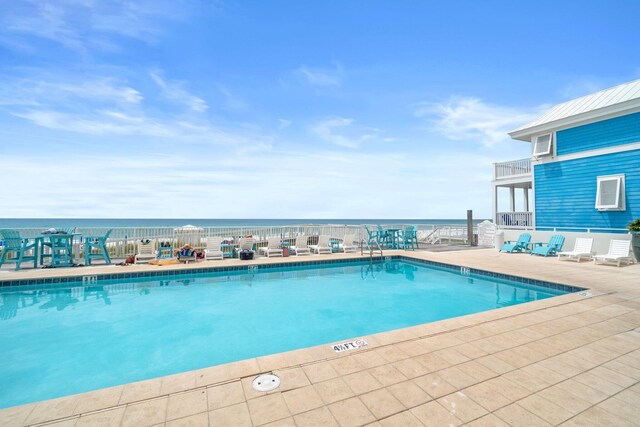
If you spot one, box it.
[593,239,633,267]
[558,238,593,263]
[259,236,283,257]
[309,235,332,254]
[135,240,157,264]
[204,237,224,261]
[342,234,358,253]
[290,235,311,256]
[235,237,256,258]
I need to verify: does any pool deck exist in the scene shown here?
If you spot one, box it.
[1,248,640,427]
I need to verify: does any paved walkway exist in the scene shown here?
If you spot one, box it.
[1,249,639,426]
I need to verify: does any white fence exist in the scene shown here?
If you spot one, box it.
[416,225,478,245]
[9,225,365,260]
[3,223,480,260]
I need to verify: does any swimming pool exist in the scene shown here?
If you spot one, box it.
[0,259,572,408]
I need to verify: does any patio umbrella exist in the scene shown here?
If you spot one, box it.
[173,224,204,247]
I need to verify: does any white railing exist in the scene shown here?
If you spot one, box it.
[496,212,533,228]
[534,226,629,234]
[1,223,484,261]
[417,225,478,245]
[493,158,532,179]
[7,225,368,260]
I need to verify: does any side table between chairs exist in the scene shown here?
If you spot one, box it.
[385,228,402,249]
[42,233,80,267]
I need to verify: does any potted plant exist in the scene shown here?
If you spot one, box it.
[628,219,640,262]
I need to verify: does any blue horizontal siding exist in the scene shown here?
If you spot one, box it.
[556,112,640,156]
[535,149,640,230]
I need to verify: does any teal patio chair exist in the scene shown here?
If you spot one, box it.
[84,229,112,265]
[0,229,38,270]
[401,225,418,250]
[499,233,531,253]
[364,226,380,246]
[531,235,565,257]
[376,225,390,248]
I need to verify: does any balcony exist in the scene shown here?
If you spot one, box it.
[496,212,533,228]
[493,158,531,180]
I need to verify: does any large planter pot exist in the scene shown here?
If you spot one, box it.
[632,234,640,262]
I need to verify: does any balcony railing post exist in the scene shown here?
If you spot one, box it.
[494,158,532,179]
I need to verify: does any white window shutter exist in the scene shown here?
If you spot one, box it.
[533,134,552,157]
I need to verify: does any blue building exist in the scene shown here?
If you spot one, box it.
[493,80,640,232]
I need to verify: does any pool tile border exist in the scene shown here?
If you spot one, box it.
[401,256,586,294]
[0,255,585,294]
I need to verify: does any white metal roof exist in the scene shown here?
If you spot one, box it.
[509,79,640,141]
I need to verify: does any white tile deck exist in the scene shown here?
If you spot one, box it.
[1,248,639,426]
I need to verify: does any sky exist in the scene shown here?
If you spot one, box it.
[1,0,639,219]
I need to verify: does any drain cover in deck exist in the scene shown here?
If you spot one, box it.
[252,374,281,392]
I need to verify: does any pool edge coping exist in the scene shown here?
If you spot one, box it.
[0,253,586,295]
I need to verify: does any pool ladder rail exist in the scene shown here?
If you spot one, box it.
[361,238,383,259]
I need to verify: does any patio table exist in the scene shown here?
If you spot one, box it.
[158,243,174,259]
[221,243,235,258]
[40,233,81,267]
[385,228,402,249]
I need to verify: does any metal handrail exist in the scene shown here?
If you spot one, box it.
[360,238,382,258]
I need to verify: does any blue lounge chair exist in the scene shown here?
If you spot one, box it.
[0,229,38,270]
[499,233,531,253]
[84,229,112,265]
[531,235,565,257]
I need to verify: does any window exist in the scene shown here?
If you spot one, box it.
[596,174,625,211]
[533,133,553,157]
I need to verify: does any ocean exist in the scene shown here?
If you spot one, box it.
[0,218,486,229]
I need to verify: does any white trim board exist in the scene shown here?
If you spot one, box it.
[491,175,533,186]
[532,141,640,165]
[510,98,640,141]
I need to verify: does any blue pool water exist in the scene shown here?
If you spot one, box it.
[0,260,566,408]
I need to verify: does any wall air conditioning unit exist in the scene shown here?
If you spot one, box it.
[532,133,553,158]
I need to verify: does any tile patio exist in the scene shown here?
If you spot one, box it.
[1,248,639,426]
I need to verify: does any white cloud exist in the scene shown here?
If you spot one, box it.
[0,72,275,148]
[0,0,188,53]
[415,97,539,147]
[277,119,292,130]
[13,110,171,137]
[5,1,85,51]
[310,117,378,149]
[0,149,497,219]
[217,84,247,111]
[295,65,342,87]
[150,70,208,112]
[556,76,633,100]
[11,109,271,148]
[0,77,142,106]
